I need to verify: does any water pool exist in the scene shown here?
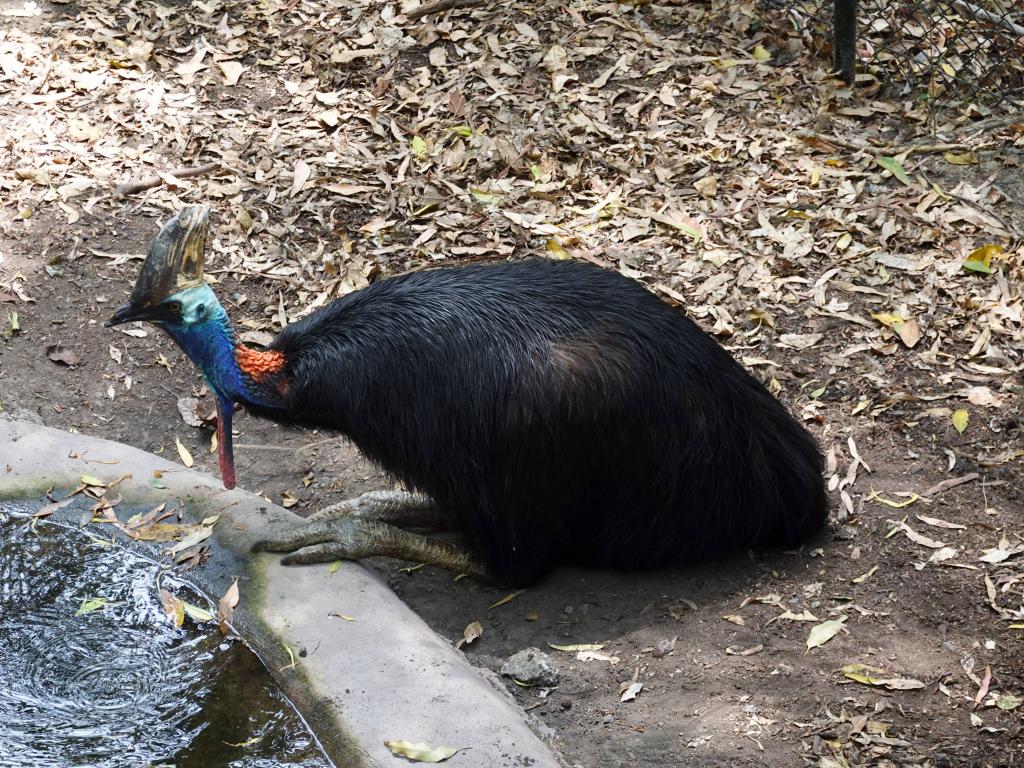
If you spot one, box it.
[0,499,331,768]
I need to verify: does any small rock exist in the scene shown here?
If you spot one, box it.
[501,648,560,687]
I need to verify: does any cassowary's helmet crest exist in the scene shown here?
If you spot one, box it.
[128,204,209,307]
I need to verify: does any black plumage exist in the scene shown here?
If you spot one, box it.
[252,259,828,585]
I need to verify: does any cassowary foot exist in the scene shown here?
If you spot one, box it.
[308,489,447,529]
[253,517,491,581]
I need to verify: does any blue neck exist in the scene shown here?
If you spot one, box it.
[160,304,281,411]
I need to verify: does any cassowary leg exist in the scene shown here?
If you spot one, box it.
[309,490,447,529]
[254,517,491,581]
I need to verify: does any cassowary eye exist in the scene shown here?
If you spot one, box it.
[168,301,183,314]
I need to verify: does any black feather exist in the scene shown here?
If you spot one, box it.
[254,259,828,585]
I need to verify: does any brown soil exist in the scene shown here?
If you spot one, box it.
[2,2,1023,767]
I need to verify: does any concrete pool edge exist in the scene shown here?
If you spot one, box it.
[0,420,563,768]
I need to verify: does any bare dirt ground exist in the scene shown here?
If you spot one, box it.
[1,1,1022,766]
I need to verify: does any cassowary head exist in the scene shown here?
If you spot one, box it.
[106,205,276,490]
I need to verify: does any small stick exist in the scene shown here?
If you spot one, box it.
[115,161,221,197]
[795,130,973,156]
[406,0,486,21]
[922,473,980,498]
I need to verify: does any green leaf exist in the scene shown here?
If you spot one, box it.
[996,692,1022,711]
[80,474,106,487]
[76,597,107,616]
[962,243,1003,275]
[384,740,463,763]
[183,602,216,623]
[328,560,342,574]
[962,259,994,274]
[449,125,472,137]
[951,409,969,435]
[410,135,428,162]
[876,156,911,186]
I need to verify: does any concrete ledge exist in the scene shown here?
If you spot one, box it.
[0,420,562,768]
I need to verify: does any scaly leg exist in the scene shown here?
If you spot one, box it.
[309,490,448,529]
[253,517,491,581]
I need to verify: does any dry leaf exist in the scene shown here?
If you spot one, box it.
[218,578,240,635]
[807,617,847,649]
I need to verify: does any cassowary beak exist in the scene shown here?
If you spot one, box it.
[105,204,210,328]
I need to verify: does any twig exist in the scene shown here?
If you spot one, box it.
[951,0,1024,36]
[794,130,972,156]
[406,0,487,21]
[922,473,980,498]
[114,162,221,197]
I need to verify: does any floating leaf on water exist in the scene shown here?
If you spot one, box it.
[33,497,75,518]
[183,602,215,623]
[218,578,240,635]
[384,740,463,763]
[160,589,185,628]
[75,597,107,616]
[80,474,106,487]
[328,560,342,574]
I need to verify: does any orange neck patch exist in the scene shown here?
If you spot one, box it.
[236,345,286,382]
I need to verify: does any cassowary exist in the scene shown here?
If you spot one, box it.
[107,205,828,585]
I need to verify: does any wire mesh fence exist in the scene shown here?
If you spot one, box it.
[777,0,1024,109]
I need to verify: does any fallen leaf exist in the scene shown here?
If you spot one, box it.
[876,156,912,186]
[996,693,1022,711]
[160,589,185,628]
[620,681,643,702]
[290,159,312,197]
[217,578,239,635]
[167,527,212,557]
[47,344,81,366]
[951,409,969,434]
[175,437,194,468]
[488,589,524,610]
[898,318,922,348]
[842,663,925,690]
[32,497,75,518]
[806,617,846,650]
[548,642,605,652]
[456,620,483,650]
[218,60,243,86]
[183,602,215,623]
[75,597,106,616]
[383,740,462,763]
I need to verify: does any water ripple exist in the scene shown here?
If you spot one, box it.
[0,501,329,768]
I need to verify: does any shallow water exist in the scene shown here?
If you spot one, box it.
[0,500,331,768]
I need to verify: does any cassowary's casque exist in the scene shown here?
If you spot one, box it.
[108,206,828,584]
